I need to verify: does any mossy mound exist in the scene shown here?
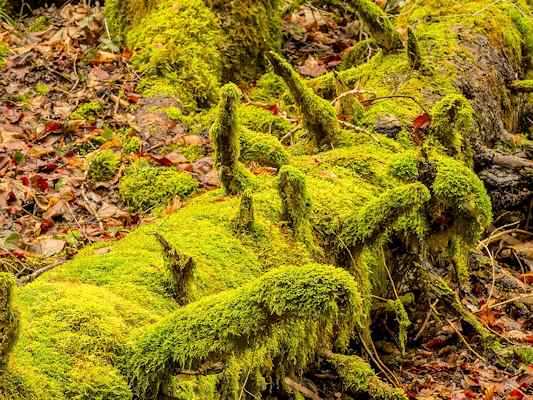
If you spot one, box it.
[87,150,120,182]
[240,128,289,168]
[119,161,198,212]
[239,104,294,139]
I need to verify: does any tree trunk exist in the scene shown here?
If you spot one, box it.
[0,0,531,399]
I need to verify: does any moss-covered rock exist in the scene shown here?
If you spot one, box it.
[87,150,120,182]
[119,161,198,211]
[240,128,289,168]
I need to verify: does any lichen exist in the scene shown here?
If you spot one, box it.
[240,128,289,168]
[87,150,120,182]
[119,160,198,212]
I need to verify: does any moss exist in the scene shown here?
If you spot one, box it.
[126,0,223,111]
[153,233,196,305]
[429,95,475,165]
[239,105,294,138]
[71,102,103,124]
[0,42,7,69]
[328,353,407,399]
[407,27,423,70]
[87,150,120,182]
[211,83,253,195]
[350,0,403,51]
[121,136,141,155]
[240,128,289,168]
[510,79,533,92]
[514,346,533,364]
[65,362,131,400]
[341,183,431,248]
[339,38,379,70]
[385,299,411,355]
[388,151,419,182]
[33,83,49,96]
[333,72,365,123]
[233,189,255,234]
[27,16,49,32]
[127,264,363,400]
[249,72,287,103]
[119,160,198,212]
[278,165,313,244]
[0,273,18,372]
[267,52,340,149]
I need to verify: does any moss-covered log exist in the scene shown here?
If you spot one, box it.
[0,0,531,398]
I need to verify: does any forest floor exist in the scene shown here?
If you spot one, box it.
[0,3,532,399]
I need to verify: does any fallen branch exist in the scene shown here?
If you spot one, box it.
[17,258,65,286]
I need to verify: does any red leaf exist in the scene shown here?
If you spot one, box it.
[21,176,30,186]
[40,218,55,234]
[126,93,141,103]
[464,389,477,399]
[425,336,447,348]
[40,163,58,173]
[508,389,524,400]
[33,175,49,191]
[150,156,174,167]
[45,122,62,133]
[412,113,431,130]
[268,104,280,115]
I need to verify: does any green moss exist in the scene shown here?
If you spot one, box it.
[407,27,423,70]
[278,165,313,243]
[126,0,223,111]
[233,190,255,234]
[0,42,7,69]
[510,79,533,92]
[71,102,104,124]
[249,72,287,102]
[339,39,379,70]
[121,136,141,155]
[429,95,475,165]
[0,273,18,372]
[328,353,407,400]
[119,160,198,212]
[388,151,419,182]
[240,128,289,168]
[33,83,49,96]
[239,105,294,138]
[27,16,49,32]
[385,299,411,355]
[211,83,253,195]
[87,150,120,182]
[514,345,533,364]
[267,52,340,149]
[128,264,363,399]
[350,0,402,51]
[65,362,131,400]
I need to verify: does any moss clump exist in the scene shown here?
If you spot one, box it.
[350,0,403,51]
[339,38,379,70]
[510,79,533,92]
[34,82,49,96]
[127,264,363,400]
[429,95,475,165]
[249,72,287,103]
[65,363,131,400]
[71,102,103,124]
[27,16,49,32]
[0,273,18,372]
[211,83,253,195]
[239,105,294,138]
[407,27,423,70]
[388,151,419,182]
[0,42,8,69]
[327,353,407,400]
[385,298,411,355]
[267,52,340,149]
[121,136,141,155]
[87,150,120,182]
[240,128,289,168]
[514,345,533,364]
[126,0,223,111]
[278,165,313,243]
[119,161,198,212]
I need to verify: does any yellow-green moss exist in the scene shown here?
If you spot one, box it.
[128,264,363,399]
[388,151,419,182]
[71,102,103,124]
[249,72,287,103]
[514,345,533,364]
[121,136,141,155]
[0,42,7,69]
[240,128,289,168]
[87,150,120,182]
[339,39,379,70]
[0,273,18,372]
[27,16,49,32]
[239,105,294,138]
[33,83,49,96]
[119,160,198,211]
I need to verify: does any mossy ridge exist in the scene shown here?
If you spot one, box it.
[127,264,364,400]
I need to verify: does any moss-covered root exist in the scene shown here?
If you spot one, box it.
[0,273,18,372]
[418,261,496,347]
[153,233,195,305]
[210,83,252,195]
[429,95,475,165]
[324,352,407,400]
[333,72,364,123]
[233,189,255,234]
[278,165,314,244]
[127,264,363,400]
[339,38,379,70]
[347,0,402,51]
[407,28,423,71]
[266,51,340,149]
[240,128,289,168]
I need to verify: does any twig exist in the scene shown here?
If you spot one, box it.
[477,229,532,250]
[488,293,533,309]
[280,124,301,144]
[331,88,366,105]
[283,377,322,400]
[480,242,496,304]
[382,247,399,299]
[446,318,487,363]
[17,259,65,286]
[413,299,438,341]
